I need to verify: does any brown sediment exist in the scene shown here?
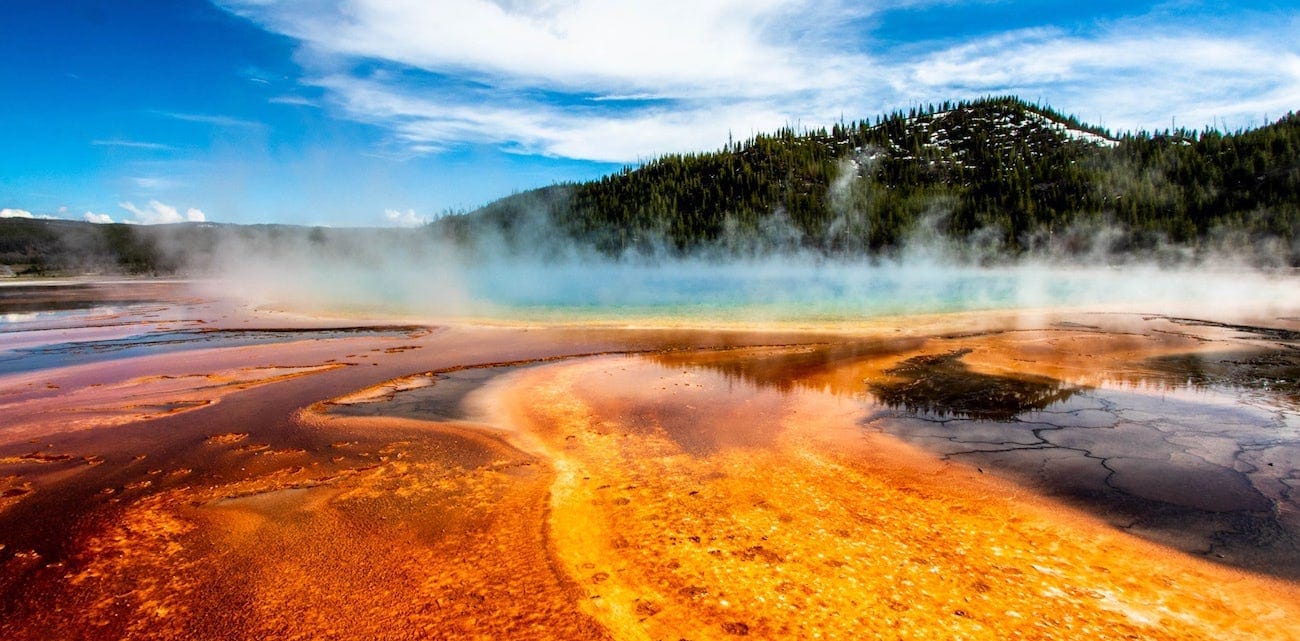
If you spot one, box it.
[205,432,249,445]
[0,367,615,638]
[1,295,1299,639]
[0,476,33,512]
[17,418,612,641]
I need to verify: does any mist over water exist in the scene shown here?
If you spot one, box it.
[145,190,1295,324]
[195,233,1300,324]
[460,259,1289,320]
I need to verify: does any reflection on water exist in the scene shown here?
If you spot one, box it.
[0,306,129,328]
[580,358,790,457]
[0,281,183,314]
[647,339,926,395]
[0,326,427,375]
[868,348,1081,419]
[1,312,40,324]
[1142,350,1300,405]
[863,385,1300,578]
[328,367,506,423]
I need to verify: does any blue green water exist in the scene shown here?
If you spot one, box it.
[207,255,1298,323]
[449,261,1296,322]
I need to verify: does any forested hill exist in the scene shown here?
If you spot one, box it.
[443,97,1300,263]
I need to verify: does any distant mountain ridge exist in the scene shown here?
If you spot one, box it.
[0,219,415,277]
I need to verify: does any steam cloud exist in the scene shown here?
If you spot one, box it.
[179,196,1299,325]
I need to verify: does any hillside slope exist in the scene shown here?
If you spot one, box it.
[447,97,1299,263]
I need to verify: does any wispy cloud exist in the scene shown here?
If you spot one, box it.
[131,176,182,190]
[218,0,1300,162]
[156,111,264,128]
[84,211,114,224]
[269,95,318,107]
[91,139,175,150]
[119,200,207,224]
[220,0,877,159]
[893,27,1300,132]
[317,74,797,162]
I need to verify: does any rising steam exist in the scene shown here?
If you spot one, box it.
[177,201,1299,325]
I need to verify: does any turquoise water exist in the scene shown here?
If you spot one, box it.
[451,261,1297,322]
[212,256,1298,323]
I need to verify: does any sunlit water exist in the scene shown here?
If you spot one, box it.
[452,262,1300,322]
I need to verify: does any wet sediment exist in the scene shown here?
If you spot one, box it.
[1,291,1299,639]
[486,353,1300,640]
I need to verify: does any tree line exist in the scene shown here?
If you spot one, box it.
[446,96,1299,264]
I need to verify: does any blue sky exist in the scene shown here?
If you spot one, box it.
[2,0,1297,227]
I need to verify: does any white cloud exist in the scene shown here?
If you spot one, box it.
[218,1,1300,161]
[383,208,427,227]
[897,28,1300,133]
[221,0,869,99]
[84,211,114,224]
[1,208,59,220]
[118,200,207,224]
[218,0,878,159]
